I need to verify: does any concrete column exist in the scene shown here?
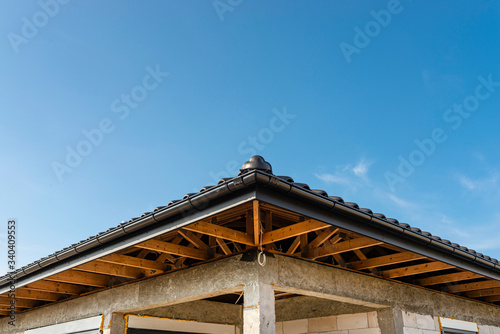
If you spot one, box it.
[109,312,126,334]
[377,308,404,334]
[243,282,276,334]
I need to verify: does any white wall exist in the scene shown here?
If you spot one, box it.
[402,311,500,334]
[277,311,381,334]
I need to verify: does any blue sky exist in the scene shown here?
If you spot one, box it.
[1,0,499,274]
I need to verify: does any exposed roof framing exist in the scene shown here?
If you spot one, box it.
[2,156,500,317]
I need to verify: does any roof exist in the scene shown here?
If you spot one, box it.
[1,155,500,316]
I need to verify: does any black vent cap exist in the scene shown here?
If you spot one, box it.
[239,155,273,175]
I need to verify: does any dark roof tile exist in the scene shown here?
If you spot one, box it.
[312,189,328,197]
[329,196,344,203]
[294,183,310,190]
[277,176,294,183]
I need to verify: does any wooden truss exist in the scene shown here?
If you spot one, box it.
[1,200,498,316]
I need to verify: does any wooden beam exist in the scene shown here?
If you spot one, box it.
[448,279,500,293]
[382,261,454,279]
[310,237,384,260]
[161,235,185,264]
[233,242,242,252]
[0,297,38,308]
[264,210,273,233]
[74,261,143,279]
[0,307,23,313]
[253,200,261,247]
[136,239,208,261]
[484,295,500,303]
[22,280,84,295]
[179,230,209,250]
[286,237,300,255]
[418,271,483,286]
[11,289,62,302]
[263,210,277,251]
[466,287,500,298]
[309,227,340,249]
[216,238,232,255]
[353,249,378,275]
[136,249,150,259]
[98,254,168,271]
[184,221,254,246]
[156,252,177,265]
[45,270,110,287]
[333,254,346,267]
[262,220,329,245]
[245,211,253,250]
[349,251,426,271]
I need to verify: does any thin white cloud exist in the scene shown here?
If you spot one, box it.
[456,174,478,190]
[315,159,373,189]
[386,193,418,209]
[353,159,372,178]
[314,173,350,186]
[454,171,500,192]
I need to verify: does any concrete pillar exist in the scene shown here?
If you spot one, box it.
[243,282,276,334]
[377,308,404,334]
[109,313,126,334]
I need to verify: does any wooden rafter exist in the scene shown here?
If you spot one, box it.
[179,230,209,250]
[22,280,84,295]
[136,249,150,259]
[484,295,500,303]
[0,297,38,308]
[97,254,168,272]
[136,239,208,261]
[286,237,300,255]
[466,287,500,298]
[184,221,254,246]
[353,249,378,275]
[333,254,346,267]
[447,279,500,293]
[262,220,328,245]
[216,238,232,255]
[382,261,454,279]
[348,251,426,271]
[74,261,143,279]
[45,270,110,287]
[309,227,340,249]
[418,271,484,286]
[310,236,384,260]
[9,289,62,302]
